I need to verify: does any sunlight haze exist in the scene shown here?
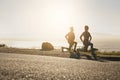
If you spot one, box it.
[0,0,120,41]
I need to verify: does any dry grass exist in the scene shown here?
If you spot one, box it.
[0,47,120,58]
[0,47,70,58]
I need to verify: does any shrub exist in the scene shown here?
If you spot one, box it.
[41,42,54,51]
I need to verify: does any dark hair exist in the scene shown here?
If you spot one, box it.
[84,25,89,30]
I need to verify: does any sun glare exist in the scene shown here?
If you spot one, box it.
[43,8,72,39]
[54,11,69,23]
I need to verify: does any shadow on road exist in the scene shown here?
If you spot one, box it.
[69,52,120,62]
[98,56,120,61]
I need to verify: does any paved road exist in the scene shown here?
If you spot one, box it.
[0,53,120,80]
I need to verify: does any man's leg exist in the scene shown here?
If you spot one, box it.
[89,42,93,50]
[84,45,88,52]
[69,43,73,51]
[89,42,97,60]
[73,42,77,51]
[61,47,69,52]
[83,41,88,52]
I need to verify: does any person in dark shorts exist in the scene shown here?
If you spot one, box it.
[65,27,77,51]
[80,25,93,52]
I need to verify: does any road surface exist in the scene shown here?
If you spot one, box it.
[0,53,120,80]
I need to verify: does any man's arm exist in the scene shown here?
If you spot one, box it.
[65,33,68,40]
[89,33,92,41]
[80,33,84,42]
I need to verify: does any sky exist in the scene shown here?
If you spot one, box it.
[0,0,120,41]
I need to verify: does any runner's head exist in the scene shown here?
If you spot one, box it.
[84,25,89,31]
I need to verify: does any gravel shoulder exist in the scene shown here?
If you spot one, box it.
[0,53,120,80]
